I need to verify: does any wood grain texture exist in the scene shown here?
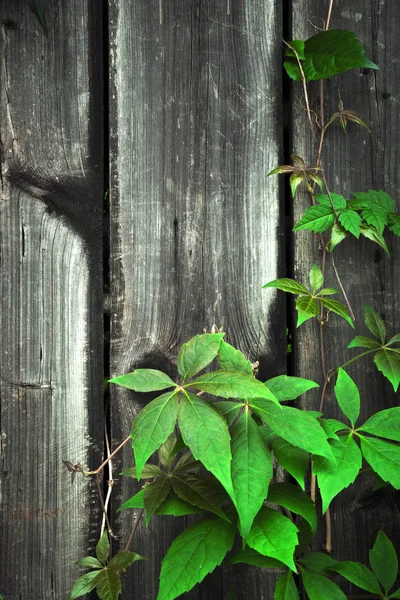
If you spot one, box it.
[109,1,285,598]
[0,1,104,598]
[291,0,400,575]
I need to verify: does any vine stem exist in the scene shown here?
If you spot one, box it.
[84,434,131,476]
[124,508,145,551]
[331,251,356,321]
[328,349,378,378]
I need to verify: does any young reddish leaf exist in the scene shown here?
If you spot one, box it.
[109,369,176,392]
[247,506,298,571]
[369,530,398,595]
[178,333,224,382]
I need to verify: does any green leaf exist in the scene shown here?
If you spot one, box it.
[25,0,49,34]
[334,368,360,427]
[267,482,317,533]
[170,474,229,521]
[319,297,354,328]
[231,412,273,542]
[96,532,110,566]
[157,516,235,600]
[358,408,400,442]
[360,225,390,256]
[296,296,320,327]
[347,335,382,349]
[361,207,388,235]
[265,375,319,401]
[178,333,224,382]
[309,263,324,293]
[389,590,400,599]
[299,552,338,575]
[95,569,121,600]
[338,210,362,237]
[76,557,103,569]
[388,214,400,237]
[318,419,339,440]
[360,435,400,488]
[247,506,298,571]
[293,205,335,233]
[285,39,306,60]
[144,477,171,524]
[272,438,309,490]
[131,390,179,478]
[330,561,382,595]
[369,530,398,595]
[120,464,164,479]
[70,571,102,599]
[387,333,400,346]
[218,341,253,376]
[351,190,395,213]
[316,193,347,210]
[290,173,307,197]
[229,547,284,569]
[190,371,280,404]
[172,452,201,474]
[317,288,340,296]
[109,369,176,392]
[374,348,400,391]
[214,401,243,426]
[300,568,347,600]
[263,278,310,295]
[284,30,378,82]
[251,400,334,461]
[328,223,348,252]
[118,488,202,516]
[108,551,146,572]
[178,392,234,501]
[274,570,300,600]
[313,435,362,513]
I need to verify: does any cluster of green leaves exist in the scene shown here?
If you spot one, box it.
[70,532,145,600]
[264,263,353,327]
[294,190,400,254]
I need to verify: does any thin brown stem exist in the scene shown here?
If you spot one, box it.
[85,434,131,476]
[331,252,356,320]
[96,473,113,539]
[325,507,332,553]
[325,0,334,30]
[124,509,145,551]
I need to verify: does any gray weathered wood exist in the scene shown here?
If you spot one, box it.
[0,2,104,598]
[109,1,284,598]
[292,0,400,575]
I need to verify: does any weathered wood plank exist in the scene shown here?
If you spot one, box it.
[109,1,284,598]
[291,0,400,575]
[0,2,104,598]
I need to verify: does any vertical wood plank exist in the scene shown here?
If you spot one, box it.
[0,1,104,597]
[109,1,284,598]
[291,0,400,574]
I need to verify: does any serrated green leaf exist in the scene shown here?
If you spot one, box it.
[172,452,201,474]
[317,288,340,296]
[247,507,298,571]
[293,205,335,233]
[158,432,180,467]
[352,190,395,213]
[330,561,382,595]
[274,570,300,600]
[189,371,280,404]
[178,333,224,382]
[272,438,309,490]
[131,390,179,479]
[361,207,388,235]
[108,551,146,573]
[313,435,362,513]
[157,516,235,600]
[263,278,310,295]
[369,530,398,595]
[170,474,229,521]
[178,392,234,501]
[317,420,339,441]
[25,0,49,34]
[229,547,284,569]
[231,412,273,542]
[374,348,400,391]
[315,193,347,210]
[358,408,400,442]
[360,435,400,488]
[388,214,400,237]
[300,568,347,600]
[70,571,102,599]
[96,532,110,566]
[95,568,121,600]
[334,368,360,427]
[120,464,164,479]
[360,225,390,256]
[214,401,243,426]
[251,400,333,461]
[76,557,103,569]
[144,477,171,524]
[387,333,400,346]
[218,341,253,376]
[347,335,382,349]
[296,296,320,327]
[338,210,362,237]
[328,223,348,252]
[319,297,354,328]
[309,264,324,293]
[299,552,338,575]
[109,369,176,392]
[267,482,317,533]
[265,375,319,401]
[284,30,378,82]
[118,489,202,516]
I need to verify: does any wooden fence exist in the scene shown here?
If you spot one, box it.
[0,1,399,598]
